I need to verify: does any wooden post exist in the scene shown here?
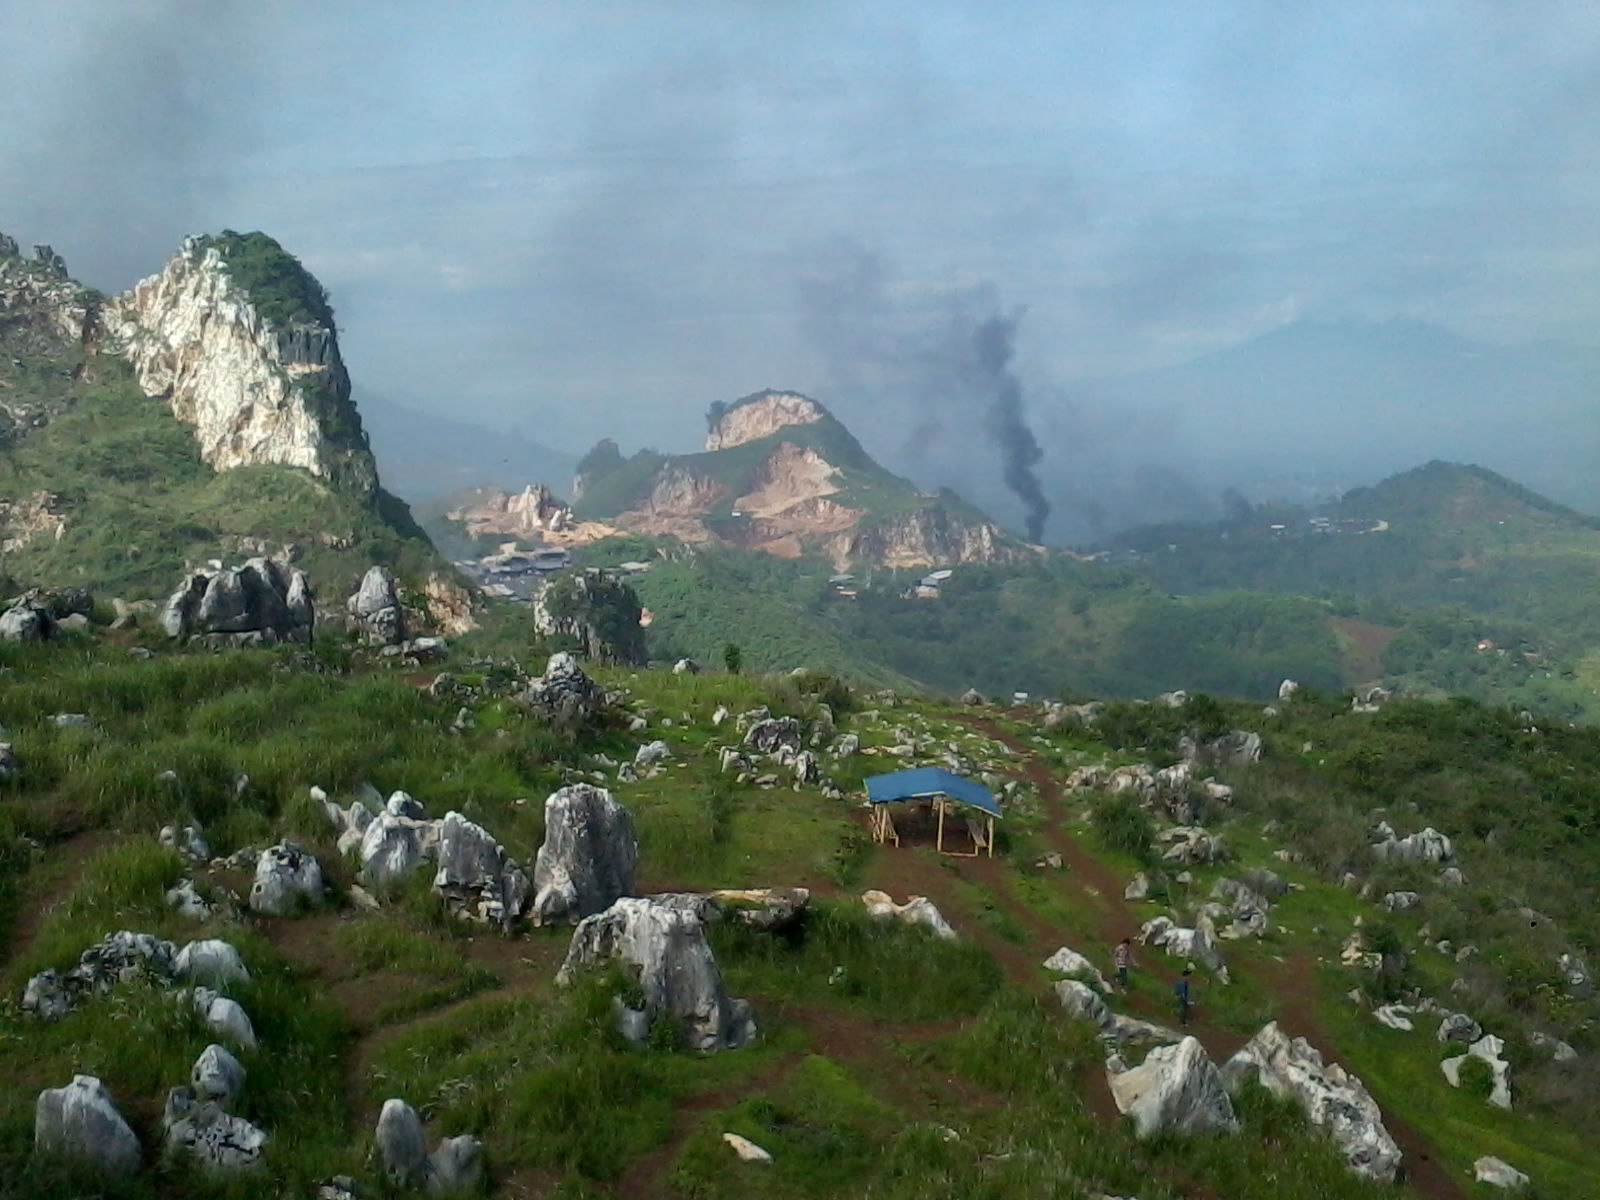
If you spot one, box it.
[987,817,995,857]
[936,801,946,854]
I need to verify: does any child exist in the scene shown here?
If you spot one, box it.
[1113,938,1134,991]
[1174,966,1193,1026]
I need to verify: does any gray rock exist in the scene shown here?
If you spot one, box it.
[861,890,958,941]
[428,1135,484,1195]
[673,658,700,675]
[1437,1013,1482,1044]
[358,813,439,887]
[522,652,606,725]
[347,566,405,646]
[832,733,860,758]
[432,811,531,930]
[557,897,756,1052]
[192,991,257,1050]
[1474,1156,1530,1190]
[0,603,51,641]
[159,823,211,861]
[1221,1022,1401,1182]
[1043,946,1111,992]
[960,688,985,705]
[1528,1031,1578,1062]
[165,559,312,645]
[1054,979,1115,1036]
[175,939,249,987]
[744,716,802,756]
[191,1043,246,1106]
[375,1098,430,1186]
[635,740,670,768]
[0,741,18,780]
[162,1089,267,1172]
[1372,826,1453,863]
[1442,1034,1513,1108]
[249,842,323,916]
[1124,873,1151,901]
[386,790,426,819]
[1382,891,1421,913]
[35,1075,141,1174]
[166,879,212,921]
[1373,1005,1415,1032]
[1241,867,1289,899]
[51,712,92,729]
[1107,1036,1239,1138]
[531,784,637,925]
[23,970,73,1022]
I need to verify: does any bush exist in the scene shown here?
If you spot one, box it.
[1090,793,1156,863]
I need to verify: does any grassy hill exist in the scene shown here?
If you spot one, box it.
[0,629,1595,1197]
[0,236,442,605]
[1116,461,1600,716]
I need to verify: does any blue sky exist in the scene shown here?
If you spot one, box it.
[3,1,1600,483]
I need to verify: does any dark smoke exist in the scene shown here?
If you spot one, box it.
[970,312,1051,543]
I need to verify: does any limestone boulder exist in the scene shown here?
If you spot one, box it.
[531,784,637,925]
[34,1075,141,1174]
[557,897,756,1052]
[1222,1022,1401,1181]
[191,1043,246,1107]
[1055,980,1116,1037]
[1474,1156,1530,1190]
[522,652,606,725]
[744,716,802,756]
[1107,1037,1238,1138]
[861,890,957,941]
[1043,946,1111,992]
[164,558,313,646]
[348,565,405,645]
[375,1099,430,1187]
[249,842,324,915]
[358,812,441,888]
[1441,1034,1512,1108]
[162,1089,267,1172]
[432,811,531,930]
[175,939,249,987]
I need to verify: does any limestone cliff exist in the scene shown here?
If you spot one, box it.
[827,505,1026,571]
[105,233,378,495]
[705,391,825,451]
[0,237,101,347]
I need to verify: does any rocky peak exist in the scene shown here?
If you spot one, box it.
[105,232,378,496]
[705,391,826,452]
[447,484,574,541]
[0,232,102,345]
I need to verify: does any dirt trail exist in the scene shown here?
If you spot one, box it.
[955,713,1468,1200]
[2,829,120,969]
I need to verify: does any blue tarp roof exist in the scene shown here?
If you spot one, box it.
[865,767,1002,819]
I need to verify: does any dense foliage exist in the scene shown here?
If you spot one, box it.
[197,231,337,331]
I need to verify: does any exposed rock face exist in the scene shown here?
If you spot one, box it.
[521,651,607,725]
[348,566,405,645]
[423,572,478,636]
[1055,980,1116,1036]
[35,1075,142,1174]
[432,811,531,930]
[449,483,575,540]
[706,391,827,451]
[1107,1037,1239,1138]
[557,897,757,1052]
[830,506,1025,570]
[106,235,377,493]
[162,1089,268,1171]
[249,842,324,915]
[1221,1022,1401,1182]
[861,890,958,941]
[1,238,102,346]
[531,784,637,925]
[161,558,314,645]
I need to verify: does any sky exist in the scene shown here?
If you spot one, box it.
[3,1,1600,539]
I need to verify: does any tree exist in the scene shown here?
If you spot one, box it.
[723,642,742,674]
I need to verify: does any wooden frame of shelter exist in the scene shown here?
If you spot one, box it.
[865,767,1001,858]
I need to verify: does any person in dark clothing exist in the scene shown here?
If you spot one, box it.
[1175,967,1193,1026]
[1113,938,1134,990]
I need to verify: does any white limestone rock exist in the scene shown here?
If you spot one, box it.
[531,784,637,925]
[1107,1037,1238,1138]
[1222,1022,1401,1182]
[175,939,249,987]
[249,841,324,915]
[723,1132,773,1163]
[1473,1156,1530,1190]
[162,1088,268,1172]
[375,1099,430,1187]
[432,811,531,930]
[1043,946,1111,992]
[34,1075,141,1174]
[557,897,756,1052]
[1441,1033,1513,1109]
[1054,980,1116,1037]
[860,890,958,941]
[191,1043,246,1107]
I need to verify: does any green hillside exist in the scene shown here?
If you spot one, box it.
[0,238,440,604]
[0,629,1594,1198]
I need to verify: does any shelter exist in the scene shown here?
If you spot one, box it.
[865,767,1001,857]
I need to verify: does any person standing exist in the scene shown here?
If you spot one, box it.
[1113,938,1135,991]
[1174,967,1194,1026]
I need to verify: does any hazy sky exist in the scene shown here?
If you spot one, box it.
[4,1,1600,535]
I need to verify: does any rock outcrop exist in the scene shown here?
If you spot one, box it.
[861,891,958,941]
[531,784,637,925]
[521,651,607,725]
[347,566,405,645]
[162,1089,268,1172]
[249,842,324,915]
[1221,1022,1401,1182]
[106,234,377,493]
[34,1075,142,1174]
[557,897,756,1052]
[160,558,314,646]
[432,811,531,930]
[706,391,827,451]
[375,1098,484,1194]
[1106,1037,1238,1138]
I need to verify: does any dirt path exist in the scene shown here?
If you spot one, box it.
[2,829,120,969]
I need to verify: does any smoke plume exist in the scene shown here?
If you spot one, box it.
[970,312,1051,543]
